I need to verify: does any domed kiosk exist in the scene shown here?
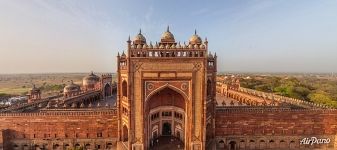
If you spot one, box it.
[64,81,81,98]
[160,26,175,44]
[133,29,147,45]
[83,72,100,91]
[189,30,202,45]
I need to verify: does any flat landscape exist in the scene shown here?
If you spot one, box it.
[0,73,115,97]
[1,72,336,108]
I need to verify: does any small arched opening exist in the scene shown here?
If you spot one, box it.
[122,125,128,142]
[289,140,296,149]
[74,143,81,149]
[206,123,212,144]
[85,143,91,149]
[207,79,212,96]
[280,140,287,148]
[162,122,172,136]
[269,140,275,148]
[23,144,29,150]
[53,144,60,150]
[218,140,225,149]
[259,140,266,149]
[249,140,256,149]
[104,83,112,97]
[106,143,113,149]
[229,141,236,150]
[13,144,19,150]
[64,144,70,149]
[122,80,127,97]
[239,140,246,149]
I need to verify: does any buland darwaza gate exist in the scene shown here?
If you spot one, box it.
[0,27,337,150]
[116,27,217,150]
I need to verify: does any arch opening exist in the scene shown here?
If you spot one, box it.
[146,87,186,149]
[122,81,127,97]
[122,125,128,142]
[104,84,112,97]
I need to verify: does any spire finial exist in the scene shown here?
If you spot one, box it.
[139,29,142,34]
[117,52,120,56]
[195,29,197,35]
[167,26,170,32]
[128,35,130,41]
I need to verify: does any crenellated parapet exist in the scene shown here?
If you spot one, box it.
[216,79,331,109]
[216,106,337,113]
[238,87,331,109]
[0,108,117,116]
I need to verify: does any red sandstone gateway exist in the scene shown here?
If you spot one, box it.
[0,28,336,150]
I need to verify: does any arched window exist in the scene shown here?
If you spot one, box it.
[104,84,112,97]
[123,125,128,142]
[122,81,127,97]
[229,141,237,150]
[207,79,212,96]
[219,140,225,148]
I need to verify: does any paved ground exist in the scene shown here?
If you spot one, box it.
[92,93,117,106]
[150,136,184,150]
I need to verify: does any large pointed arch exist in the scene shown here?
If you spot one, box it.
[145,83,189,102]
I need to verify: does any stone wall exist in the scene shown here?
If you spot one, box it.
[215,108,337,149]
[0,109,118,150]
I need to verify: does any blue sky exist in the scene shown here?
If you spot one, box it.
[0,0,336,73]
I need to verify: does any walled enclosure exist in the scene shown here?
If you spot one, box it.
[0,109,118,149]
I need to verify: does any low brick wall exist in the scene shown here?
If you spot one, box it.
[0,109,118,149]
[215,108,337,149]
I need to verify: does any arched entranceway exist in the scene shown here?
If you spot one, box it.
[122,81,127,97]
[146,87,186,150]
[229,141,236,150]
[104,84,112,97]
[162,122,172,135]
[122,125,128,142]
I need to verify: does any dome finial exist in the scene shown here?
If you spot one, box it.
[167,26,170,32]
[194,29,197,35]
[139,29,142,34]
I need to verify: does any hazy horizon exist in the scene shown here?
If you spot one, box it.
[1,0,337,74]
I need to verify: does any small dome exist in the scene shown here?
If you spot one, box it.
[160,26,175,43]
[83,72,100,87]
[189,30,202,45]
[64,81,80,93]
[133,29,146,45]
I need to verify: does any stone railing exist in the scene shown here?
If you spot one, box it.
[238,87,331,109]
[0,108,117,117]
[130,42,207,50]
[216,106,337,113]
[0,95,62,112]
[130,49,207,58]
